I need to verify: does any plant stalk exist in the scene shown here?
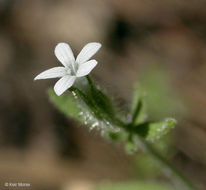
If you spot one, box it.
[86,75,196,190]
[134,136,196,190]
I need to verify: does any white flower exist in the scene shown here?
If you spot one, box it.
[34,42,101,96]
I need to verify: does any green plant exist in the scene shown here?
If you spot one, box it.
[48,75,196,190]
[35,42,196,190]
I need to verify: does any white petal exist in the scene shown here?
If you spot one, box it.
[34,67,67,80]
[76,60,97,77]
[54,43,75,67]
[54,75,76,96]
[76,42,101,64]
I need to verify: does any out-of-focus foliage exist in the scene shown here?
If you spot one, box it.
[124,140,138,154]
[134,153,160,177]
[137,65,183,119]
[95,181,175,190]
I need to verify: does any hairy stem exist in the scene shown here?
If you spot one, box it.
[86,75,196,190]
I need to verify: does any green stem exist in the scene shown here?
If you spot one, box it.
[134,135,196,190]
[80,76,196,190]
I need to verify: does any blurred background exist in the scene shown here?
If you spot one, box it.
[0,0,206,189]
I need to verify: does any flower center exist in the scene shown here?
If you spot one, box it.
[68,61,78,76]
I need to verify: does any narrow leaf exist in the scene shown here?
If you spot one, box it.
[134,118,177,141]
[131,84,147,124]
[131,98,143,124]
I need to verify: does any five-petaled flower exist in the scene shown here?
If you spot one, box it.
[34,42,101,96]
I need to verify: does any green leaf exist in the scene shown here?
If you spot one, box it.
[131,84,147,125]
[95,181,175,190]
[48,89,83,123]
[131,98,144,124]
[134,118,177,141]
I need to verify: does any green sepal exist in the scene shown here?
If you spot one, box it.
[90,87,116,120]
[86,76,116,121]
